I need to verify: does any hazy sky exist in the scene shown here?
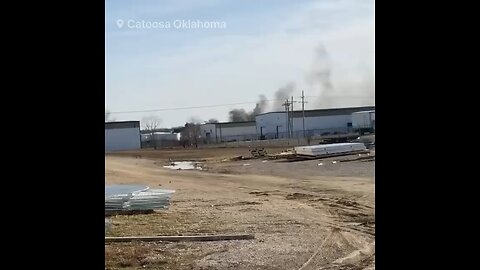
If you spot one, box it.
[105,0,374,128]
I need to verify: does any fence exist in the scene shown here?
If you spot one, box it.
[200,137,311,148]
[205,127,354,143]
[198,127,370,149]
[140,127,373,149]
[141,139,180,149]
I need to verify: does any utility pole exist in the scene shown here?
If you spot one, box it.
[291,96,294,138]
[282,99,291,138]
[301,91,306,138]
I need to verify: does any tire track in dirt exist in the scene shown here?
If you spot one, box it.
[106,156,374,269]
[298,228,374,270]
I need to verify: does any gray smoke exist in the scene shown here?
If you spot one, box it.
[188,117,203,125]
[307,45,335,108]
[228,95,268,122]
[226,43,373,122]
[229,109,250,121]
[307,44,375,108]
[228,83,297,121]
[272,82,295,110]
[252,94,268,115]
[357,75,375,106]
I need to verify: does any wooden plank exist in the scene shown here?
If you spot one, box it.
[105,234,255,243]
[339,155,375,162]
[105,209,155,216]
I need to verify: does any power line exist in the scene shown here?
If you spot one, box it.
[106,95,373,115]
[106,99,284,115]
[304,95,372,98]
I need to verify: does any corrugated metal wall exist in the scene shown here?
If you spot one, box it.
[105,127,141,152]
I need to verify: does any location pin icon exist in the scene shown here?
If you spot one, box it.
[116,19,124,29]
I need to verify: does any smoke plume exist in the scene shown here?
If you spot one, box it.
[307,45,335,108]
[228,95,269,121]
[307,44,375,108]
[272,82,295,110]
[226,43,374,121]
[228,109,250,121]
[252,94,268,115]
[188,117,203,125]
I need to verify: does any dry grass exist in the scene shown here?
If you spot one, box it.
[105,241,231,269]
[105,207,255,268]
[105,242,192,269]
[105,244,152,269]
[106,210,231,237]
[105,204,256,268]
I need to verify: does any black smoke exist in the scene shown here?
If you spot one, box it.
[228,95,268,121]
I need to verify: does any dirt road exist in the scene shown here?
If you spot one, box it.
[105,148,375,269]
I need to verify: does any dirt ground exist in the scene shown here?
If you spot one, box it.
[105,147,375,270]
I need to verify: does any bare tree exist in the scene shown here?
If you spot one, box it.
[142,116,162,149]
[181,122,201,148]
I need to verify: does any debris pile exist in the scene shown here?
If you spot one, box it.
[267,149,296,160]
[250,148,267,158]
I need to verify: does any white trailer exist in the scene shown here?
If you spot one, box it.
[352,111,375,133]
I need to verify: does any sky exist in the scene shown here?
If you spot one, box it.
[105,0,374,128]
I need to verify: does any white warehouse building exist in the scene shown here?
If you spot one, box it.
[352,110,375,131]
[200,121,257,143]
[255,106,375,139]
[105,121,141,152]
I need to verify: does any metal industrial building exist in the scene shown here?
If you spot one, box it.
[200,121,257,143]
[352,110,375,133]
[255,106,375,139]
[105,121,141,152]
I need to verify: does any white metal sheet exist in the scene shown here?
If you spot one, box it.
[294,143,366,156]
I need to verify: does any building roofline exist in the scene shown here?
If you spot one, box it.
[201,121,255,125]
[105,121,140,130]
[105,120,140,124]
[352,110,375,114]
[200,121,256,128]
[255,106,375,117]
[217,121,255,125]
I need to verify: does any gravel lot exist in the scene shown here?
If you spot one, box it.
[105,147,375,269]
